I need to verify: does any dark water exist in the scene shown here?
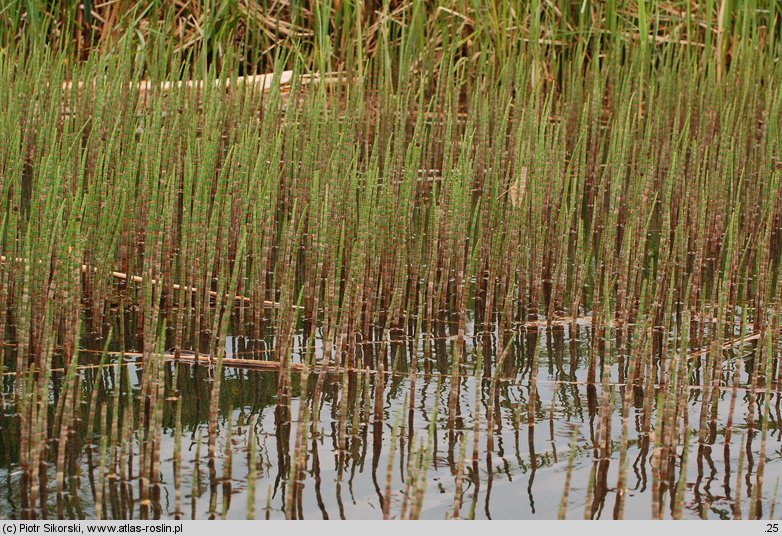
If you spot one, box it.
[1,313,780,520]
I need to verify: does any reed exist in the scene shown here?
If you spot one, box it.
[2,0,782,521]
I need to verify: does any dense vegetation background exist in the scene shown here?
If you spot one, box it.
[4,1,780,75]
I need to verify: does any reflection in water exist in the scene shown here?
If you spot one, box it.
[0,313,780,520]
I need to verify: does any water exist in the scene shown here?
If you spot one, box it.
[1,313,780,520]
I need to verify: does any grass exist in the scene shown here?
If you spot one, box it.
[1,0,782,521]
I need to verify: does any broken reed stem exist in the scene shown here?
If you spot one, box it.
[10,349,782,402]
[60,71,345,94]
[0,256,291,309]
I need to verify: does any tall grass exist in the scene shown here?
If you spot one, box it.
[1,0,781,520]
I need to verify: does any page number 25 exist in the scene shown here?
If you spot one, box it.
[767,524,779,533]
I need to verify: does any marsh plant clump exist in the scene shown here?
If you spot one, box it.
[1,0,782,521]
